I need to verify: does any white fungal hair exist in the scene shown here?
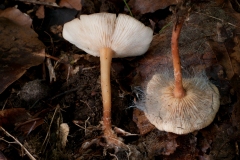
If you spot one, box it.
[134,70,220,134]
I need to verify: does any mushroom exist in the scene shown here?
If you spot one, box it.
[141,17,220,134]
[63,13,153,143]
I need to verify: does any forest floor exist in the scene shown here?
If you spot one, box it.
[0,0,240,160]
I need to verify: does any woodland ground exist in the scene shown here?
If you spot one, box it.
[0,0,240,160]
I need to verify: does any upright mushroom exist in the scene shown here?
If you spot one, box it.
[63,13,153,143]
[140,16,220,134]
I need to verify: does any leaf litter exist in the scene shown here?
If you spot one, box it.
[0,0,240,159]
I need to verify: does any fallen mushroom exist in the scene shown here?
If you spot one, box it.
[138,17,220,134]
[63,13,153,145]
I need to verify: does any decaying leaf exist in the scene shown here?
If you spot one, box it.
[59,0,82,11]
[230,36,240,75]
[231,99,240,129]
[0,7,32,27]
[132,108,155,135]
[0,108,45,135]
[15,118,44,135]
[144,130,179,157]
[0,108,30,128]
[130,1,240,159]
[208,40,235,79]
[128,0,177,14]
[36,5,45,19]
[0,18,45,94]
[132,1,239,87]
[0,151,7,160]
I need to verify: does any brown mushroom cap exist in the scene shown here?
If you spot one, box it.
[143,73,220,134]
[63,13,153,58]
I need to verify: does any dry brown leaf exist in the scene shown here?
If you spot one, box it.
[132,108,155,135]
[0,18,45,94]
[202,51,217,67]
[135,34,171,84]
[205,64,225,80]
[208,40,235,79]
[231,99,240,129]
[15,118,44,135]
[231,36,240,63]
[231,74,240,128]
[0,7,32,27]
[209,124,236,159]
[128,0,177,14]
[144,130,179,157]
[162,135,198,160]
[14,109,50,135]
[131,1,239,88]
[0,151,7,160]
[36,5,45,19]
[199,137,211,153]
[208,35,240,80]
[230,36,240,75]
[0,108,30,128]
[59,0,82,11]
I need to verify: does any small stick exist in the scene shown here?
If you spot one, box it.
[46,58,56,82]
[51,87,80,100]
[172,17,186,98]
[45,54,60,61]
[1,98,8,110]
[0,126,36,160]
[79,100,93,113]
[41,105,59,151]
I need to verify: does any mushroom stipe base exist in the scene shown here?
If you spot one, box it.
[137,73,220,135]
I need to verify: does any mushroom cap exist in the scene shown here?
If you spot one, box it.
[143,73,220,134]
[63,13,153,58]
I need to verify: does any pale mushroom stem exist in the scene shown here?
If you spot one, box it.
[171,20,186,98]
[99,47,114,137]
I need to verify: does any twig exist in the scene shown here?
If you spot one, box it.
[72,117,90,136]
[109,153,119,160]
[46,58,56,82]
[41,105,60,152]
[1,98,8,110]
[82,66,98,71]
[45,54,60,61]
[0,126,36,160]
[66,65,71,85]
[45,54,71,65]
[51,87,80,100]
[26,121,37,136]
[79,100,93,112]
[84,117,90,136]
[0,137,16,144]
[44,31,55,55]
[73,122,86,130]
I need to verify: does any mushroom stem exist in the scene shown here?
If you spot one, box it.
[99,47,114,137]
[171,20,185,98]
